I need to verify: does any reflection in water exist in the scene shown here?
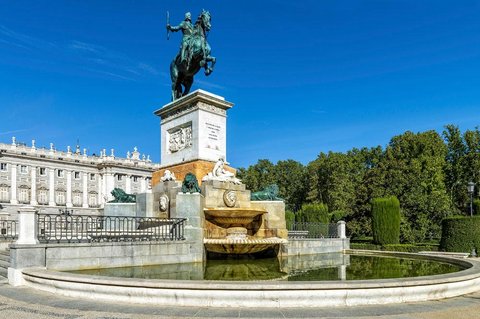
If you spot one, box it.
[204,258,287,281]
[70,253,463,281]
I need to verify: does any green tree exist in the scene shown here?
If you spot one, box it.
[237,159,275,192]
[273,160,308,211]
[379,130,451,242]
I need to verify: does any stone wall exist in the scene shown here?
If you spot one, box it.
[285,238,350,256]
[10,240,202,272]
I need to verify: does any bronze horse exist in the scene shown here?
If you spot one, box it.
[170,10,216,101]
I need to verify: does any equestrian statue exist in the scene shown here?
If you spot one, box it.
[167,10,216,100]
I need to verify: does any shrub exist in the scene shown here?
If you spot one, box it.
[330,210,346,223]
[474,199,480,215]
[440,216,480,253]
[371,196,400,245]
[297,202,329,223]
[285,210,295,229]
[350,243,438,252]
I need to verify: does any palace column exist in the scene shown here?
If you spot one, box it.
[48,167,55,206]
[66,170,72,208]
[82,172,88,208]
[97,174,103,207]
[125,174,132,194]
[105,172,115,201]
[10,164,18,204]
[140,177,147,193]
[30,165,38,205]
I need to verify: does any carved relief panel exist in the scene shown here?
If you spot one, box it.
[167,122,193,154]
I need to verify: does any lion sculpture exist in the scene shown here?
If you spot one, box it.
[251,184,283,201]
[182,173,201,194]
[108,188,136,203]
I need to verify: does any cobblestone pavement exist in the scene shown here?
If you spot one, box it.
[1,282,480,319]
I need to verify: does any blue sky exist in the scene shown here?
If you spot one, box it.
[1,1,480,168]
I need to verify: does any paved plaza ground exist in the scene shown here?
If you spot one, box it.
[1,279,480,319]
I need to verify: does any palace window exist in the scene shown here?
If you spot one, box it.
[74,172,80,179]
[0,163,7,171]
[39,167,46,176]
[37,190,48,204]
[72,192,82,206]
[133,176,138,183]
[0,186,9,202]
[117,174,123,181]
[57,169,64,178]
[88,194,97,207]
[20,165,27,174]
[18,188,30,203]
[56,191,66,205]
[90,173,96,181]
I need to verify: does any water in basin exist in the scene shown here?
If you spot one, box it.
[69,253,464,281]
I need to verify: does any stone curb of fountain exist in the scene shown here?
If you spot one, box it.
[2,282,480,319]
[17,253,480,308]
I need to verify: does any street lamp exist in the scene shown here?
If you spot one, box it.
[467,182,475,217]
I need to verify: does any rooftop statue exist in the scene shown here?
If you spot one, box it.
[167,10,216,100]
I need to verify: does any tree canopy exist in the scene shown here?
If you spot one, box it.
[237,125,480,243]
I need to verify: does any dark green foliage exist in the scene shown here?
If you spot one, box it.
[443,125,480,214]
[474,199,480,215]
[440,216,480,253]
[237,159,307,211]
[371,197,400,245]
[239,124,480,244]
[380,131,450,242]
[285,210,295,229]
[296,202,329,223]
[350,243,438,252]
[330,210,346,223]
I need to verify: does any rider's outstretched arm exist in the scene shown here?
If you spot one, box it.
[167,22,184,32]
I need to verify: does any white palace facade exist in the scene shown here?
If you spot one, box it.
[0,137,158,217]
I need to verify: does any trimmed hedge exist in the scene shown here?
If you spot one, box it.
[297,202,329,223]
[440,216,480,253]
[371,196,400,245]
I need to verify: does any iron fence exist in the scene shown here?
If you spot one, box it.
[37,214,186,243]
[288,222,339,239]
[0,220,17,240]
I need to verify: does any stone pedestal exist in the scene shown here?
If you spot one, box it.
[251,201,288,239]
[9,206,43,286]
[176,193,205,256]
[152,90,234,187]
[152,180,182,218]
[103,203,136,217]
[16,206,39,245]
[152,160,235,187]
[136,193,154,218]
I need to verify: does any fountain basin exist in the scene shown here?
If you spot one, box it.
[204,208,267,227]
[21,252,480,308]
[203,207,278,253]
[204,237,287,254]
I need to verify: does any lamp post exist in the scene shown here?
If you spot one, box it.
[467,182,475,217]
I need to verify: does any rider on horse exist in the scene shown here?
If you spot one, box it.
[167,12,194,68]
[167,10,216,100]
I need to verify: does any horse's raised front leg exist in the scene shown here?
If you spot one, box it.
[204,56,216,76]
